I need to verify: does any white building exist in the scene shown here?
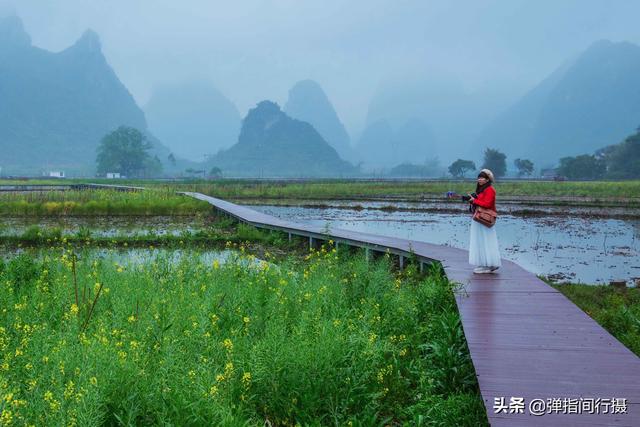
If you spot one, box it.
[47,171,65,178]
[106,172,121,179]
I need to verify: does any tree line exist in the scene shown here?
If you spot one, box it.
[448,149,532,179]
[97,125,640,180]
[447,126,640,180]
[557,127,640,179]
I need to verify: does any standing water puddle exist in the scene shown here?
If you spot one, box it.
[250,204,640,285]
[0,216,206,237]
[0,247,266,270]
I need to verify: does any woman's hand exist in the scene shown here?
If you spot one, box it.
[468,193,475,203]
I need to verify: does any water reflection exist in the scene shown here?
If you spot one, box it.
[0,247,265,269]
[0,216,205,237]
[251,204,640,285]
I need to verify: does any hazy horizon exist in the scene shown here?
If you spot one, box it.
[3,0,640,140]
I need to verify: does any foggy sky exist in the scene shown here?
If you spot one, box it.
[2,0,640,136]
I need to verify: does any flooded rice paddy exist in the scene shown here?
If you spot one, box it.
[250,203,640,285]
[3,202,639,285]
[0,246,265,270]
[0,215,207,237]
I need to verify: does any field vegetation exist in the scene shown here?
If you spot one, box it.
[159,180,640,202]
[3,184,639,424]
[0,242,487,425]
[0,189,209,216]
[1,180,639,207]
[553,284,640,357]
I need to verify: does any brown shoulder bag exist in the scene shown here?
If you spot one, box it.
[473,206,498,228]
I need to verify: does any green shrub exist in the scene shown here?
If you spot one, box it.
[0,247,486,425]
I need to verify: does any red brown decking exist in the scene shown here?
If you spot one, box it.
[184,192,640,426]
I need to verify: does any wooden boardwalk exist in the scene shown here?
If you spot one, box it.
[184,192,640,426]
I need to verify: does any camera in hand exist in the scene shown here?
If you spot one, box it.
[461,192,477,202]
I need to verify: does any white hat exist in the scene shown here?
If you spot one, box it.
[479,168,495,182]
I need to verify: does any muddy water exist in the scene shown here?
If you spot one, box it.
[0,247,264,269]
[250,204,640,285]
[0,216,207,237]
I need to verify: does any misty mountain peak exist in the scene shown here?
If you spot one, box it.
[284,79,352,159]
[580,39,640,60]
[212,99,355,176]
[288,79,324,97]
[0,15,31,48]
[476,38,640,166]
[70,29,102,53]
[247,100,284,127]
[0,17,153,174]
[253,100,283,117]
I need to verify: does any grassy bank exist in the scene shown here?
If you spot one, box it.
[4,178,640,199]
[0,244,486,425]
[2,180,639,210]
[553,284,640,356]
[0,189,210,216]
[160,180,640,202]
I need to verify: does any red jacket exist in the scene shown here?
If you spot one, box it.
[472,186,496,211]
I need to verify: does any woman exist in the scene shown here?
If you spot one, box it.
[461,169,502,273]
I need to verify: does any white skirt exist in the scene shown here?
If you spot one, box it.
[469,218,502,267]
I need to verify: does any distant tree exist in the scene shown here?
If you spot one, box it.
[557,155,605,179]
[514,158,534,177]
[143,155,163,178]
[185,168,206,178]
[96,126,153,177]
[389,163,429,177]
[602,128,640,179]
[167,153,176,166]
[423,157,445,176]
[390,157,443,178]
[482,148,507,178]
[448,159,476,178]
[209,166,223,179]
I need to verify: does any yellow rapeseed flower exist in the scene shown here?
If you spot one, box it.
[0,409,12,425]
[242,372,251,385]
[224,362,234,375]
[64,381,75,400]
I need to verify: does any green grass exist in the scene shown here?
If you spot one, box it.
[155,180,640,201]
[0,221,296,260]
[0,245,487,426]
[553,284,640,356]
[0,189,210,216]
[2,180,639,212]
